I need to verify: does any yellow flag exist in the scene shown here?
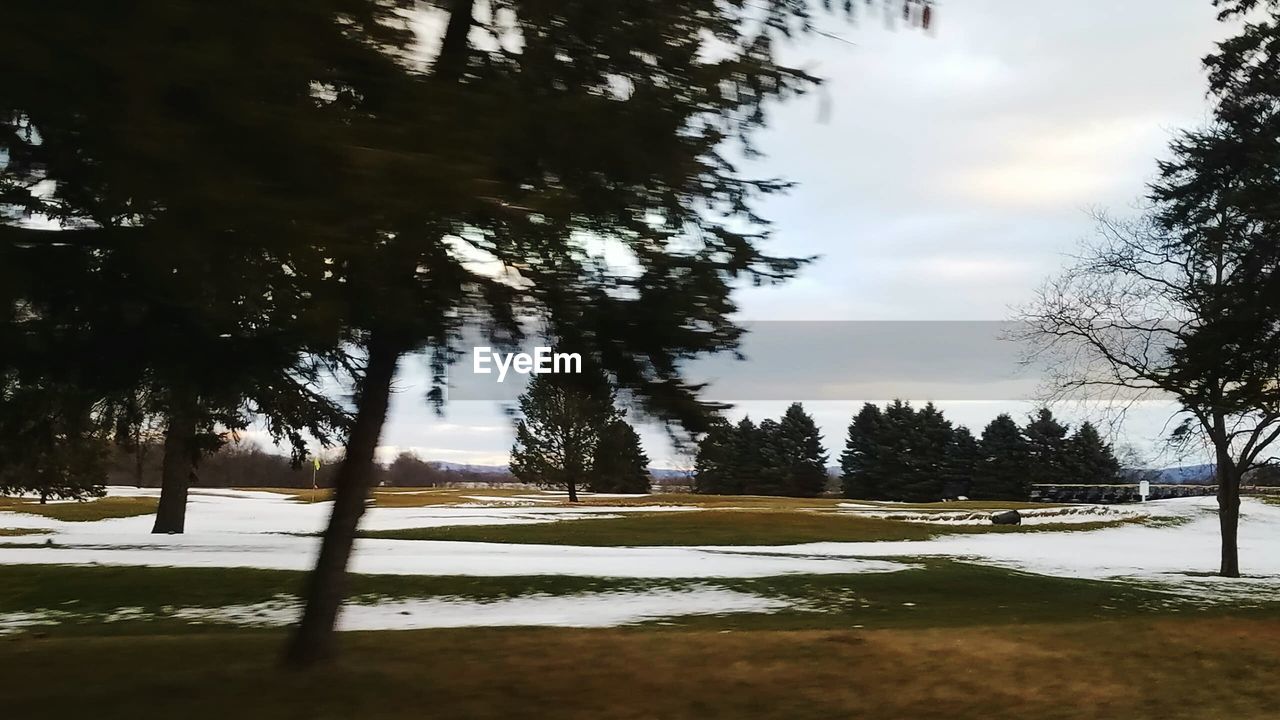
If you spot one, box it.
[313,457,321,470]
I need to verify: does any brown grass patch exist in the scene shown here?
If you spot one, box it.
[0,496,157,522]
[2,618,1278,719]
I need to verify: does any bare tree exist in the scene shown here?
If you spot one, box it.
[1020,212,1280,577]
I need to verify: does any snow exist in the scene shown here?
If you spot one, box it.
[713,497,1280,600]
[0,487,905,578]
[174,588,791,631]
[0,588,792,635]
[4,488,1280,600]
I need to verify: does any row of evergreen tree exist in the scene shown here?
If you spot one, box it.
[693,403,829,497]
[691,402,1121,500]
[841,403,1120,502]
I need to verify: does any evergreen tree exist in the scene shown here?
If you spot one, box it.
[0,378,108,503]
[509,373,620,502]
[1063,422,1121,485]
[590,420,651,494]
[751,418,789,496]
[841,403,887,499]
[774,402,829,497]
[942,425,980,499]
[902,402,953,502]
[1023,408,1070,486]
[726,417,762,495]
[1,1,359,534]
[973,414,1030,500]
[693,418,737,495]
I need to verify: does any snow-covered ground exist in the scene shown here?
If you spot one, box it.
[2,488,1278,607]
[0,588,793,635]
[720,497,1280,600]
[178,588,792,631]
[0,487,899,578]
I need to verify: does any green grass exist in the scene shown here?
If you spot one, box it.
[694,560,1227,631]
[0,496,157,521]
[0,528,45,537]
[3,560,1265,638]
[360,509,1132,546]
[0,564,660,617]
[2,619,1280,720]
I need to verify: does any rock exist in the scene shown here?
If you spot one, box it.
[990,509,1022,526]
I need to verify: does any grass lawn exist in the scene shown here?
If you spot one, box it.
[2,618,1279,720]
[0,496,157,522]
[1,560,1255,637]
[360,509,1133,546]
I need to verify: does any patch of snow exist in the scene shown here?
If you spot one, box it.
[715,497,1280,600]
[172,588,789,631]
[0,610,72,635]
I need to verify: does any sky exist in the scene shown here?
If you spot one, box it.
[263,1,1233,470]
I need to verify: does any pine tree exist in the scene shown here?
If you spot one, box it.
[726,417,762,495]
[973,414,1031,500]
[751,419,789,496]
[590,420,651,494]
[0,378,108,503]
[509,373,620,502]
[942,425,980,499]
[1,2,359,534]
[775,402,829,497]
[1063,422,1121,485]
[693,419,737,495]
[901,402,953,502]
[1023,408,1070,487]
[841,403,886,499]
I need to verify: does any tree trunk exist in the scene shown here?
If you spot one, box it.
[1216,459,1241,578]
[39,489,48,505]
[283,335,401,667]
[152,405,197,534]
[283,0,472,668]
[567,477,579,503]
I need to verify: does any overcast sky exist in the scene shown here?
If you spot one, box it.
[276,1,1232,470]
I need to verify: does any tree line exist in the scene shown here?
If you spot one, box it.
[690,402,1120,501]
[840,404,1119,502]
[693,403,829,497]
